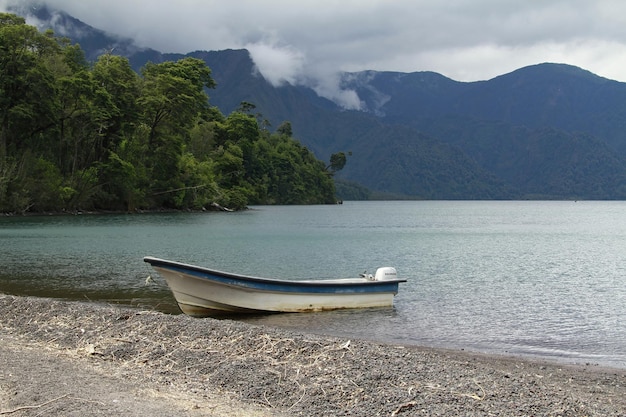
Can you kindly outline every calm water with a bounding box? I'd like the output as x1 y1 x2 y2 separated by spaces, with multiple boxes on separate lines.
1 201 625 368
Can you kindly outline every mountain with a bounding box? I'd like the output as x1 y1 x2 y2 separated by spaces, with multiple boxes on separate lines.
10 4 626 199
347 64 626 154
6 2 142 60
341 65 626 199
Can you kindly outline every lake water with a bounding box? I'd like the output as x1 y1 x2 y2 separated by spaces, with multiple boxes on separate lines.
1 201 625 369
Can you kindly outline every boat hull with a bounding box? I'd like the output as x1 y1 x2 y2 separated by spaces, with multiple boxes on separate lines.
144 257 406 316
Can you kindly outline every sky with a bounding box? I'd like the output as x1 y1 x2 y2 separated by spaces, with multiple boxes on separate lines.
4 1 626 109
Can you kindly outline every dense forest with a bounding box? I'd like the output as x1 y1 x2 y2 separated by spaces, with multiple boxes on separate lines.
0 14 341 214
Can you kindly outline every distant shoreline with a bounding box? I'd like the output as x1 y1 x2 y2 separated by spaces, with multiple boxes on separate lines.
1 202 241 217
2 199 611 217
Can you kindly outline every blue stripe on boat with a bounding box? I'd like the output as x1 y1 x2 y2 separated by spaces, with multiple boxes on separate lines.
144 256 404 294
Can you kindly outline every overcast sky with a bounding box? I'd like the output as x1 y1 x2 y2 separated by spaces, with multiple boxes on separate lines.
5 1 626 109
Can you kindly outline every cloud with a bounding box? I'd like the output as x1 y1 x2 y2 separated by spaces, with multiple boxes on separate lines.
245 41 305 87
245 41 363 109
312 72 364 111
4 0 626 108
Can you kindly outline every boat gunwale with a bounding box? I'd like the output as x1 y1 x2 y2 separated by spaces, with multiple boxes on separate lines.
143 256 407 289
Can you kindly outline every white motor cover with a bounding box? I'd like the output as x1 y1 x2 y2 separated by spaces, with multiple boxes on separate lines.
374 267 397 281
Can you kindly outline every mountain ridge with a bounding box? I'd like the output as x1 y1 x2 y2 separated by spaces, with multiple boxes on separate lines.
9 3 626 199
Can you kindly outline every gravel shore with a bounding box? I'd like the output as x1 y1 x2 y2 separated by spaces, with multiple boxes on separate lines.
1 294 624 416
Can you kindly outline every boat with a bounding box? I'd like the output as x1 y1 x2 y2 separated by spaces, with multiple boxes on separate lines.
143 256 407 316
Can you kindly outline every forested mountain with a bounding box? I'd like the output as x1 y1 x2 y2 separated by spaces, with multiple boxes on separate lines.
341 66 626 199
10 3 626 200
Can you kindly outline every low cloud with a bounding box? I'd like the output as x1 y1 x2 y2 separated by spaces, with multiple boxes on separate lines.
310 72 363 111
246 40 363 110
5 0 626 108
246 41 305 87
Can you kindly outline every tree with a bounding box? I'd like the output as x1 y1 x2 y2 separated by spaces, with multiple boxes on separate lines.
138 58 217 207
276 121 293 137
220 112 260 144
139 57 215 146
0 13 60 160
237 101 256 114
0 14 61 211
327 152 348 174
0 16 338 212
91 53 141 153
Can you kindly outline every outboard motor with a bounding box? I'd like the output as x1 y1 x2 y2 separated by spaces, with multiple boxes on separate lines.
374 267 397 281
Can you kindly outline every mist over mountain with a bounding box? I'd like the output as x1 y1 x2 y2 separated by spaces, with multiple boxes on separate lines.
6 2 142 59
10 4 626 200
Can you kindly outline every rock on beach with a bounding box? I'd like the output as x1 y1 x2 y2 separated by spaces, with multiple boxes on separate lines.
0 294 624 416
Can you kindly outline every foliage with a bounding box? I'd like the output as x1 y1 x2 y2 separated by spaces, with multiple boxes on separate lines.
327 151 347 174
334 179 371 201
0 14 337 213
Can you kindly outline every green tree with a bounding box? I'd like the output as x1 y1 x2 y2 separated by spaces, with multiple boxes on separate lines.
276 121 293 137
91 53 141 154
0 14 61 211
138 58 216 207
327 152 347 174
0 14 59 160
219 112 260 145
89 54 144 210
139 58 215 145
0 16 338 212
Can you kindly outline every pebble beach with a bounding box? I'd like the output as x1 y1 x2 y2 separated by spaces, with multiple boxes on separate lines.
1 294 624 416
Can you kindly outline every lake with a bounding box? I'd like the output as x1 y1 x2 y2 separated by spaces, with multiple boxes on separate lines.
1 201 625 368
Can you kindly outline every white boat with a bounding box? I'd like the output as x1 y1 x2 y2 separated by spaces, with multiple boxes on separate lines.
144 256 406 316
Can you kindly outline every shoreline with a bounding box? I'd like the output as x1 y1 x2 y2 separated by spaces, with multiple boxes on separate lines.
1 294 625 416
1 203 240 217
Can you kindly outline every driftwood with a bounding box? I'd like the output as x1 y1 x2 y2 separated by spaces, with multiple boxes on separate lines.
0 394 69 415
208 202 234 212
